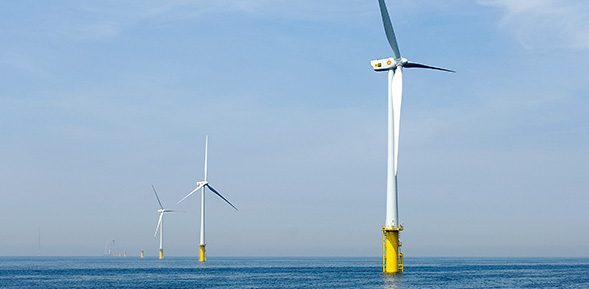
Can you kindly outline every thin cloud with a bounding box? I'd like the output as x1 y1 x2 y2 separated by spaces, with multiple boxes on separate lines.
65 1 370 41
76 21 122 41
1 52 49 77
480 0 589 50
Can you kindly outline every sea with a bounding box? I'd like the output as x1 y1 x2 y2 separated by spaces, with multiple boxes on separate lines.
0 257 588 288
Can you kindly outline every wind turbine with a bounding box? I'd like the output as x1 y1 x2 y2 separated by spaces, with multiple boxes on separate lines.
152 185 177 259
371 0 454 274
177 136 238 262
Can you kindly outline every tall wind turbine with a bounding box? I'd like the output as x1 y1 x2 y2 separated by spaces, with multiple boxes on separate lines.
177 136 238 262
152 185 177 259
371 0 454 274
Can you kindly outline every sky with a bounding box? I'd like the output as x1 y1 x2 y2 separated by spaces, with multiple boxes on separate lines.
1 0 588 258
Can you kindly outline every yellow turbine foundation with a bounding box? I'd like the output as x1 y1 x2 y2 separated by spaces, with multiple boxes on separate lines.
159 248 164 259
140 250 144 258
382 226 403 274
199 244 207 262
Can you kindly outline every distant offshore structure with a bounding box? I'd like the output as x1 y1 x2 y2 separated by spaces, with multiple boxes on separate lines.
103 239 126 257
104 240 116 256
371 0 454 274
177 136 238 262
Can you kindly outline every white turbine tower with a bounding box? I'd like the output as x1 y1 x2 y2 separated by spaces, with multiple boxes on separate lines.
152 185 177 259
371 0 454 274
177 136 238 262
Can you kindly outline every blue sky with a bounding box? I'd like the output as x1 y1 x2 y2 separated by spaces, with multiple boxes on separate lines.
1 0 588 257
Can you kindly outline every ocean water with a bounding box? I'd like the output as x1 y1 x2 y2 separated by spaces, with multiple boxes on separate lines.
0 257 588 288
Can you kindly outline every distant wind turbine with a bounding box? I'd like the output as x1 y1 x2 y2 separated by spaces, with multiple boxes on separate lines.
177 136 238 262
152 185 177 259
371 0 454 274
37 228 40 257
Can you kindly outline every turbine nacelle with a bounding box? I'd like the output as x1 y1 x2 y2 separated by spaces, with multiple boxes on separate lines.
196 181 208 187
371 57 407 72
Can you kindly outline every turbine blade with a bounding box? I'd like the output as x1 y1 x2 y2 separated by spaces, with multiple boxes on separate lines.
378 0 401 59
205 184 238 211
154 213 163 237
391 68 403 177
404 62 455 73
152 185 164 210
177 183 204 204
204 136 208 182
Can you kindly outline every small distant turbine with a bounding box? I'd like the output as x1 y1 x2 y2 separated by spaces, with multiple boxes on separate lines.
177 136 238 262
371 0 454 274
152 185 177 260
